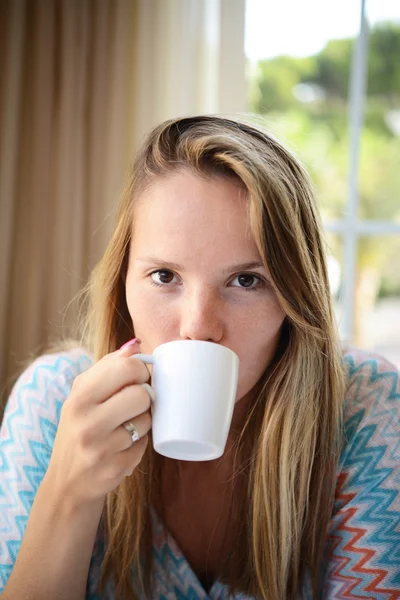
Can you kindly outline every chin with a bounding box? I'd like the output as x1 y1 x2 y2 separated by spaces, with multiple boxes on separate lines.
235 375 265 405
234 386 252 405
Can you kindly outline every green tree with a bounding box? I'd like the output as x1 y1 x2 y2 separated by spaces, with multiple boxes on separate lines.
248 22 400 347
308 37 353 100
252 55 317 113
250 22 400 113
368 22 400 102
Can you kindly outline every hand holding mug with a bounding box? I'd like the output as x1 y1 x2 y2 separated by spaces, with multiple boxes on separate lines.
45 340 152 506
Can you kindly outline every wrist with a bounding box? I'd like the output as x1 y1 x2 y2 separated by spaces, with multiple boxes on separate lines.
40 470 105 522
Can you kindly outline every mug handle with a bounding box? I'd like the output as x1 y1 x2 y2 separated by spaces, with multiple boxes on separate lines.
132 354 156 403
133 353 155 365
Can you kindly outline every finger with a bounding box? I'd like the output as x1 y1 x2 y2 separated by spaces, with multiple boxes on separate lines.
71 346 150 406
97 384 152 432
106 411 152 454
124 434 149 475
120 339 152 379
100 435 149 483
118 337 142 357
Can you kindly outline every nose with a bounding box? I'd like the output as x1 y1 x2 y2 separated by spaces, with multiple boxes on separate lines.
179 287 224 342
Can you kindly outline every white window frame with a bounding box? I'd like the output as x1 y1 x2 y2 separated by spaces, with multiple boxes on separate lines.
324 0 400 342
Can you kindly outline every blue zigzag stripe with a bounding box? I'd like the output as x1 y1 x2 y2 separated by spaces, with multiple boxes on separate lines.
1 348 400 598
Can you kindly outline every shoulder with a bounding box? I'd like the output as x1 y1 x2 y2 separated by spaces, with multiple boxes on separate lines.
340 346 400 467
337 345 400 498
343 345 399 389
17 346 93 385
12 346 93 397
323 349 400 596
1 347 93 437
341 346 399 439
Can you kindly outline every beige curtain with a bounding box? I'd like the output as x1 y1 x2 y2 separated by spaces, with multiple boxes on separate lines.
0 0 246 402
0 0 138 397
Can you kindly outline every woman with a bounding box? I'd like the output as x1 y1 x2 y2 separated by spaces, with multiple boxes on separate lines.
1 116 399 600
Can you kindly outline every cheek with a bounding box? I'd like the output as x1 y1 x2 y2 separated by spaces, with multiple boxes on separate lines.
126 287 176 350
233 304 285 401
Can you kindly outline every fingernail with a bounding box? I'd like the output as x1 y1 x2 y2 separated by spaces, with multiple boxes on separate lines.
119 338 142 352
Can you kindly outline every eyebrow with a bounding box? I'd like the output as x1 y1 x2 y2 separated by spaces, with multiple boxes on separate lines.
136 257 266 274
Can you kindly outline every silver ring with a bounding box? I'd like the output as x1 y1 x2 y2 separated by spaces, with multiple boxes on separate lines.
123 420 140 443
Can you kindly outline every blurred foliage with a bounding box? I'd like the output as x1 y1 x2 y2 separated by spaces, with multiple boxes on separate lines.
251 22 400 111
368 22 400 99
248 21 400 304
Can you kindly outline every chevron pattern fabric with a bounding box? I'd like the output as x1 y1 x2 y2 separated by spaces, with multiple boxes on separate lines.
0 346 399 599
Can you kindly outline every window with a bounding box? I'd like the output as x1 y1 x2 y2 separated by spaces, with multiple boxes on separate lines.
245 0 400 366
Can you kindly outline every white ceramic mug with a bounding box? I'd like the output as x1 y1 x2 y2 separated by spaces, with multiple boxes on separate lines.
134 340 239 461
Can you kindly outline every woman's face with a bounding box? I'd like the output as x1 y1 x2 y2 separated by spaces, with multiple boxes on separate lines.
126 170 286 403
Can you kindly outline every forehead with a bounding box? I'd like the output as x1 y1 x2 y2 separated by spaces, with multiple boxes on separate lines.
130 171 258 260
130 172 266 271
134 171 252 236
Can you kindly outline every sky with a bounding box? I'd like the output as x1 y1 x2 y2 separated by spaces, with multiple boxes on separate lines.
245 0 400 61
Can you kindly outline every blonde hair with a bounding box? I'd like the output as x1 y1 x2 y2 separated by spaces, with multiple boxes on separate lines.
84 116 345 599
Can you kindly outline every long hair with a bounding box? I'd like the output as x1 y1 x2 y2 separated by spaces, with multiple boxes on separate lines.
83 116 345 599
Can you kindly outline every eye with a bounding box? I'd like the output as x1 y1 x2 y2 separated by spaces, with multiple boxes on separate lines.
150 269 178 285
230 273 263 290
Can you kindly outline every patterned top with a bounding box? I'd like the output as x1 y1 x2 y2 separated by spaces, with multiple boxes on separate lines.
0 347 400 599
